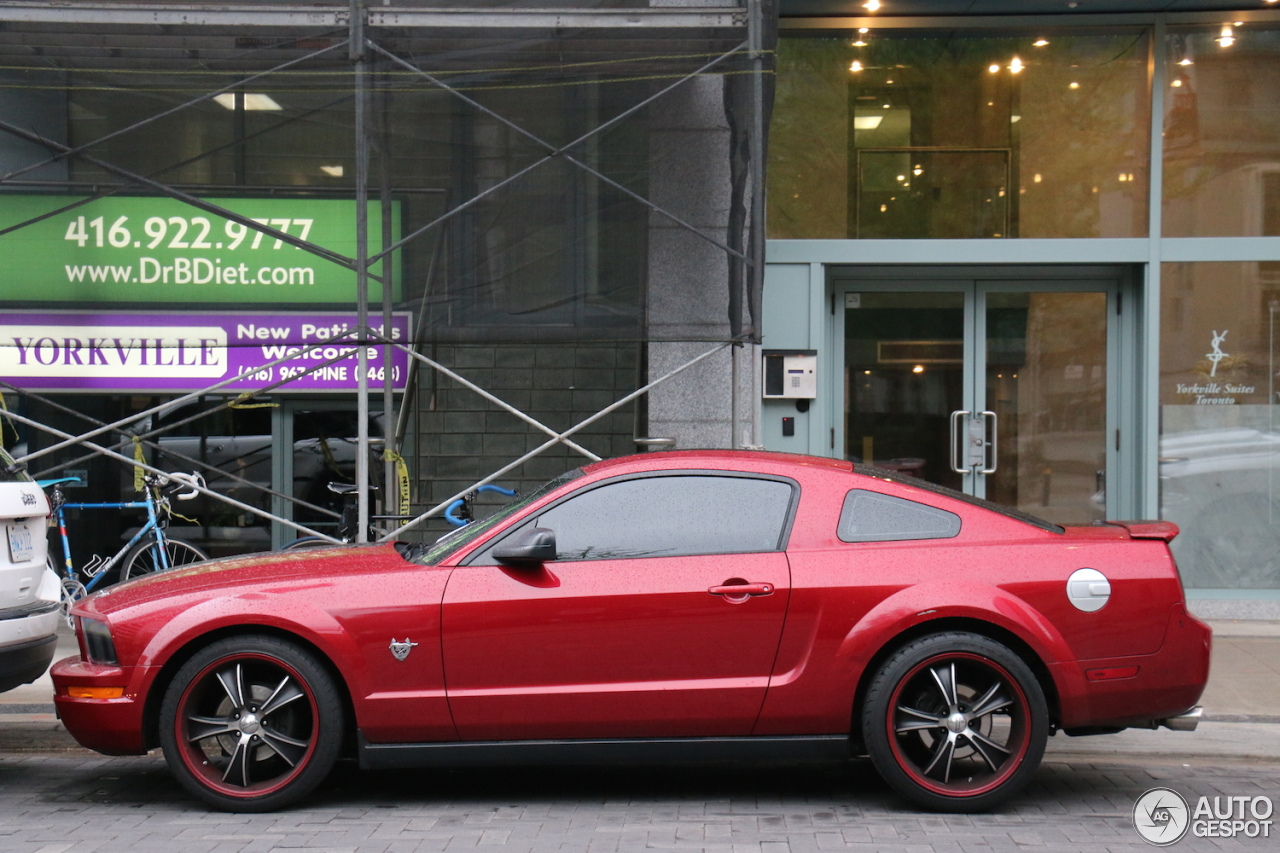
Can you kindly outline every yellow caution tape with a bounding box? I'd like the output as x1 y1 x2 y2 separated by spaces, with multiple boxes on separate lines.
383 449 411 516
229 393 278 410
132 436 146 492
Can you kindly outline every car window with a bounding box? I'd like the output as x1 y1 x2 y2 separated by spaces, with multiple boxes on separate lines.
473 474 795 563
838 489 961 543
0 448 33 483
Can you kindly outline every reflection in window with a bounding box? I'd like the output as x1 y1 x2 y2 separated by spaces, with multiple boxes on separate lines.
769 31 1150 239
1160 263 1280 589
1164 26 1280 238
531 475 794 561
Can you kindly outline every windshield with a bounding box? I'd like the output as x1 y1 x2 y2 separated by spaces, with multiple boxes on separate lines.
399 469 583 565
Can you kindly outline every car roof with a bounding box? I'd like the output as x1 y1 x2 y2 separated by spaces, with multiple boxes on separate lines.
580 450 854 476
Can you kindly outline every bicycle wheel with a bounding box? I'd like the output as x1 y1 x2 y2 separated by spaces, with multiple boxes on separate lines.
59 573 86 629
121 537 208 582
280 536 336 551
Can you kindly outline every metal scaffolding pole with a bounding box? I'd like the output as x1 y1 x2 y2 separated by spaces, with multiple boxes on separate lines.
352 0 371 542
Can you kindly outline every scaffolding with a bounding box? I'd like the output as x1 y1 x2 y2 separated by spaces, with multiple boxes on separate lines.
0 1 774 551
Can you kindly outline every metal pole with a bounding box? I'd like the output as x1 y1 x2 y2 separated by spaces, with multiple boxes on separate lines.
378 61 398 515
353 0 371 542
749 0 767 450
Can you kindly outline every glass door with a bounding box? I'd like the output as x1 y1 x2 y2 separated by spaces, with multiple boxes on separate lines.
843 278 1115 526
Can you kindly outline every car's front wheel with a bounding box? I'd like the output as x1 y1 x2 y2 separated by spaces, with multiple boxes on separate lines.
862 631 1048 812
159 635 344 812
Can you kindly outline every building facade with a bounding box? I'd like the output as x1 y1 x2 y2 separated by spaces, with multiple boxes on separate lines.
762 0 1280 614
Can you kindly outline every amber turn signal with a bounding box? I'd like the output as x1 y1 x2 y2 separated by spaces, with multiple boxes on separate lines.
65 686 125 699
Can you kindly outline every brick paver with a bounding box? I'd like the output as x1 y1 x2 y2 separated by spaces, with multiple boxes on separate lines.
0 748 1275 853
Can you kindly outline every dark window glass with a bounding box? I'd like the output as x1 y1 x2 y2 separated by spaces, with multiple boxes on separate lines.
838 489 961 543
476 475 794 563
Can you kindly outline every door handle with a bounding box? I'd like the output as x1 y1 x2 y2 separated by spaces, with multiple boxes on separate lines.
949 410 971 473
708 582 774 597
980 410 998 474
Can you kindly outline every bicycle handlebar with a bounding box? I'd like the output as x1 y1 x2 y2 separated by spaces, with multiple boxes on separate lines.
444 484 519 527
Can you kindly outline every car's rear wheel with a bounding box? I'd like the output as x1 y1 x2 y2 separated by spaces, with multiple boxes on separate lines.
862 631 1048 812
159 635 343 812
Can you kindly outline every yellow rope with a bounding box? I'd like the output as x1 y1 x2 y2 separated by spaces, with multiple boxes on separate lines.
131 436 146 492
383 449 411 517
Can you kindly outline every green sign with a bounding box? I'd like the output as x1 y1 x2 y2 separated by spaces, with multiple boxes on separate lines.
0 195 400 303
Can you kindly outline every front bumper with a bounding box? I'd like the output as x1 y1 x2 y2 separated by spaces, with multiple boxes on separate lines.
50 656 151 755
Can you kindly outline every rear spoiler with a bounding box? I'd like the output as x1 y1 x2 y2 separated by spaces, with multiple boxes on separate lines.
1105 520 1180 542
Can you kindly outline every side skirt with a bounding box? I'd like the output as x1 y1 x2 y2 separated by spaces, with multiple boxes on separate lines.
357 732 852 771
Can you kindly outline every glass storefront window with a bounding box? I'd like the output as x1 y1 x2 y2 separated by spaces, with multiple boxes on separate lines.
1163 26 1280 237
769 30 1151 239
1160 262 1280 589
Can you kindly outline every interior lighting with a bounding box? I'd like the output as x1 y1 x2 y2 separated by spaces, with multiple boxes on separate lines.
989 63 1001 73
912 365 925 374
854 115 884 129
1218 25 1234 47
897 174 906 181
213 93 282 111
1009 56 1024 74
1178 58 1193 66
859 27 870 33
1119 173 1128 182
1171 79 1183 87
853 39 868 46
1033 39 1049 47
883 103 891 108
864 370 872 375
320 165 344 177
1069 81 1080 89
850 60 864 72
886 79 894 84
1011 115 1021 123
880 204 888 212
1034 173 1043 182
864 0 881 10
913 165 923 175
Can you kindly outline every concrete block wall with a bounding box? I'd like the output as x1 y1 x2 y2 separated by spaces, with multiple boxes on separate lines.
408 341 640 536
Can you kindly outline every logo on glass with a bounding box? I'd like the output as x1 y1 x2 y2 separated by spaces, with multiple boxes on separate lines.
1134 787 1191 846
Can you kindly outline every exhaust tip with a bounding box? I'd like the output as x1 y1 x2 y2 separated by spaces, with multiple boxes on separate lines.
1160 706 1203 732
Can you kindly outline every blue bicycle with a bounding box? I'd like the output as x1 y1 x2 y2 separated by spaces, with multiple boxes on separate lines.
45 471 209 622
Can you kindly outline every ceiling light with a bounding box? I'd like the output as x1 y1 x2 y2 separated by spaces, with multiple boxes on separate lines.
1178 58 1193 66
1034 173 1042 182
1069 81 1080 89
1033 39 1049 47
864 0 881 10
1218 25 1234 47
883 103 891 108
320 165 344 177
912 165 923 175
880 204 888 212
912 365 924 374
853 39 867 46
853 115 884 129
859 27 870 33
850 60 864 72
1171 79 1183 87
213 93 282 111
989 63 1001 73
1011 115 1021 123
897 174 906 181
886 79 894 84
1009 56 1024 74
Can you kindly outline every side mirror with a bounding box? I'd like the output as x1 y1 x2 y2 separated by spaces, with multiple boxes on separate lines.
493 527 557 565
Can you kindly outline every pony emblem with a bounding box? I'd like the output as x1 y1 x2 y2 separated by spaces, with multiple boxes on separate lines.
389 638 418 662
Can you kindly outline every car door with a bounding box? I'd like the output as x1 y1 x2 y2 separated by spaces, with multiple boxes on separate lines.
441 472 796 740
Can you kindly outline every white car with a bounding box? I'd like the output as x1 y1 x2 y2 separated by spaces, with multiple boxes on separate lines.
0 448 61 692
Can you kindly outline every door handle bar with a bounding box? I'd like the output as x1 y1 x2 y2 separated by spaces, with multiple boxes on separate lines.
981 410 998 474
949 410 971 473
707 583 774 596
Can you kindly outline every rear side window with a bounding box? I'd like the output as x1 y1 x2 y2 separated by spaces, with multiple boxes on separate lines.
838 489 961 543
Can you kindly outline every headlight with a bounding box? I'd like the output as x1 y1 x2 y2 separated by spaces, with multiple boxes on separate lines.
78 618 119 666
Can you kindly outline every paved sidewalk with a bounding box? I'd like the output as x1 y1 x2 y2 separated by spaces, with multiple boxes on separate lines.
2 619 1276 755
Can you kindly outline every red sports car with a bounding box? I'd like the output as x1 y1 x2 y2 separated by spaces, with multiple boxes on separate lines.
51 451 1210 813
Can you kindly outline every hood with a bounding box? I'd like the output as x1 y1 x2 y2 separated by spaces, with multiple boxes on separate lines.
85 542 412 615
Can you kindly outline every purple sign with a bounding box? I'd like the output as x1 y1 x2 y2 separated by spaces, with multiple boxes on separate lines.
0 311 411 393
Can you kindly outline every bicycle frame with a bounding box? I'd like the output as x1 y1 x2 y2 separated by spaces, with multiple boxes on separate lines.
51 487 173 592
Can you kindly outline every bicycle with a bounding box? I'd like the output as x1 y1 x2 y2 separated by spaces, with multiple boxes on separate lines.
281 482 517 549
45 471 209 622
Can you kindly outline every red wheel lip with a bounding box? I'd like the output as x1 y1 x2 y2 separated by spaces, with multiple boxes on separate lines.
173 651 320 800
885 651 1031 799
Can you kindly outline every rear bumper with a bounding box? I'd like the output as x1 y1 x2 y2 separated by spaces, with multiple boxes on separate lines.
1053 603 1212 730
0 633 58 693
50 656 151 755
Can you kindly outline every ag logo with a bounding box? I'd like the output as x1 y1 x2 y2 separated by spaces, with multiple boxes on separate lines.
1134 787 1190 846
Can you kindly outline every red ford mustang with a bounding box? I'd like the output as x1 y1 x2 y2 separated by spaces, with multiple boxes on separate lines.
51 451 1210 813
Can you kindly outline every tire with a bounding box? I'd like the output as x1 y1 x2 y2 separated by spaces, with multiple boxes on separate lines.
862 631 1048 813
121 537 208 582
159 635 344 812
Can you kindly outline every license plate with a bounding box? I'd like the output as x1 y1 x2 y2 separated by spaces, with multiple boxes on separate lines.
7 523 34 564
